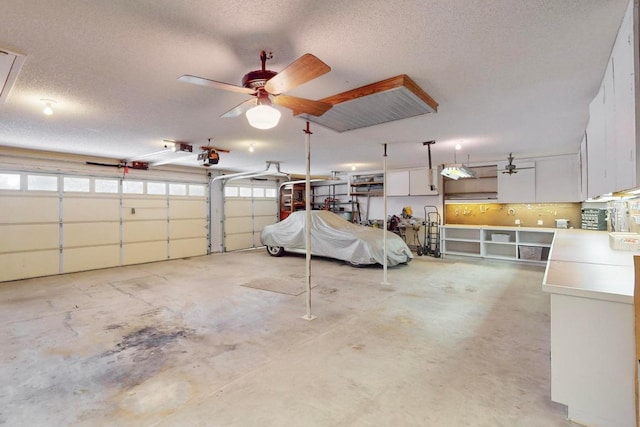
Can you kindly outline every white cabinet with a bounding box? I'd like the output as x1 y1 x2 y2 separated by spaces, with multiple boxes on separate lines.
387 171 410 196
611 3 636 192
409 168 437 195
497 162 535 203
585 0 637 197
535 155 580 202
386 168 438 196
587 84 609 198
441 225 554 264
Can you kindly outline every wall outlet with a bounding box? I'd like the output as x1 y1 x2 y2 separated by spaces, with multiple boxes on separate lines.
537 219 543 225
515 219 521 225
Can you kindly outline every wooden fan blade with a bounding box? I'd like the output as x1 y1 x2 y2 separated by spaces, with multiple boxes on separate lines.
178 75 255 95
273 94 332 117
264 54 331 95
220 98 257 118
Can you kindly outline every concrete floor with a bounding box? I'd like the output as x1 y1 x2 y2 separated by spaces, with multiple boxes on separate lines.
0 250 578 426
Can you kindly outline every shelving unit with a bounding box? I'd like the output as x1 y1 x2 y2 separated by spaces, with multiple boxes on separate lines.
441 225 555 264
279 183 305 220
439 227 482 257
349 172 384 196
311 180 359 222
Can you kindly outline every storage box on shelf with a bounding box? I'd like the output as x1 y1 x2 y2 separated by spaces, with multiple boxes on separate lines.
482 229 517 260
441 225 554 264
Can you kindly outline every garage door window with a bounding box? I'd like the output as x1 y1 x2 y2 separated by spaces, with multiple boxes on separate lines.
27 175 58 191
238 187 252 197
63 177 90 192
95 179 119 193
123 180 143 194
147 182 166 195
0 173 20 190
225 186 238 197
169 183 186 195
189 184 205 196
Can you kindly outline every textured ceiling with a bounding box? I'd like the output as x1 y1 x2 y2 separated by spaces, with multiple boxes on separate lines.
0 0 631 175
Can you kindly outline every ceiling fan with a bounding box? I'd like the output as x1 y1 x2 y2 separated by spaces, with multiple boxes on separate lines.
178 51 332 129
502 153 534 175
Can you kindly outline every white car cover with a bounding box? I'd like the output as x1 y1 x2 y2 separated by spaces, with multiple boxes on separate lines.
260 210 413 266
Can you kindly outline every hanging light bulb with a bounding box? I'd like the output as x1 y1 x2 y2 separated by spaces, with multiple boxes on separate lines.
41 99 56 115
249 144 255 152
245 92 281 130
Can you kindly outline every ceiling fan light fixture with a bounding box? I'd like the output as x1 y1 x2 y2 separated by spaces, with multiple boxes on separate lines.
246 104 281 130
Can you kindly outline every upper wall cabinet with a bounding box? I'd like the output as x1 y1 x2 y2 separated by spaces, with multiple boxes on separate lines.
535 155 580 202
497 155 580 203
387 168 438 196
586 0 637 197
497 161 536 203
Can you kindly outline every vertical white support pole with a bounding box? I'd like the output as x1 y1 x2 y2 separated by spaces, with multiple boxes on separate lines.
382 143 390 286
302 122 316 321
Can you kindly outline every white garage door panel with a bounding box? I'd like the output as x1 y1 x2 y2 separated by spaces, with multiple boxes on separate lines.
123 241 167 264
123 220 167 242
64 245 120 273
0 250 59 282
225 233 253 251
254 216 275 231
224 199 252 215
122 198 167 220
63 198 119 221
170 238 207 259
0 224 59 252
0 196 59 223
64 222 120 247
171 199 206 219
253 200 277 216
170 219 207 239
225 216 253 234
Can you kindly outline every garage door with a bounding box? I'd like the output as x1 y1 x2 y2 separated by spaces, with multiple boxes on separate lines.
223 179 278 251
0 171 209 282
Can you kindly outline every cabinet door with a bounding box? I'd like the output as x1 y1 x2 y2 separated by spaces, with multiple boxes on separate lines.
612 6 636 191
409 168 437 195
535 155 579 202
587 85 609 199
387 171 409 196
497 162 535 203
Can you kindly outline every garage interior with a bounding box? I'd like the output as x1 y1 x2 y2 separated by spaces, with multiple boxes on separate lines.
1 1 638 426
2 252 569 426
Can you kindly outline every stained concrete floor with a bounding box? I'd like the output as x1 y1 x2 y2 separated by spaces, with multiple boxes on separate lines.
0 250 578 426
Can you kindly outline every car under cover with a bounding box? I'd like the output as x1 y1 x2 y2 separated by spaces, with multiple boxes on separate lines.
260 210 413 266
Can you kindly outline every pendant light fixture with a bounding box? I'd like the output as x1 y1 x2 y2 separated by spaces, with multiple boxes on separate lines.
441 149 477 180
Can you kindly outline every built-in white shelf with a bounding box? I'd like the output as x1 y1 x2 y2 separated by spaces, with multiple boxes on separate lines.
440 225 555 264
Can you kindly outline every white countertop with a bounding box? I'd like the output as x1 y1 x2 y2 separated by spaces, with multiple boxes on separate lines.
542 229 636 304
442 224 557 232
